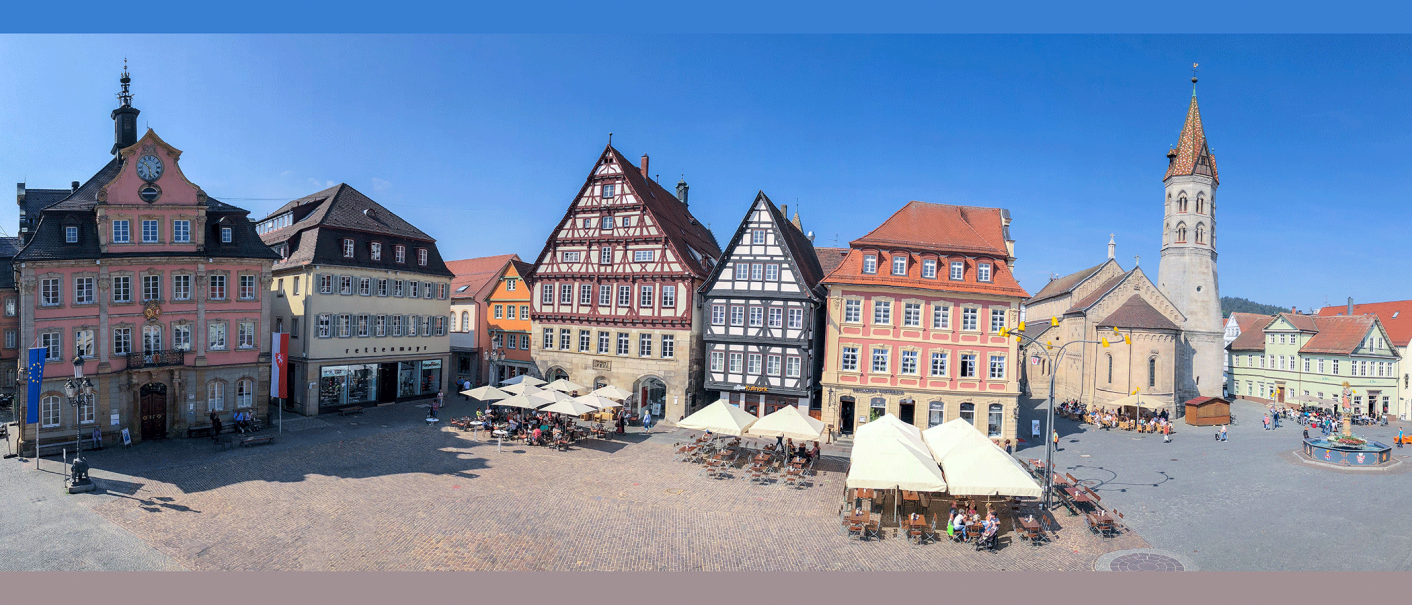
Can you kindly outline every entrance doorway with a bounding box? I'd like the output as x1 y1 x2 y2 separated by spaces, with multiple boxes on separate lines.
839 396 855 434
1276 386 1285 404
377 363 397 403
638 377 666 417
899 400 915 426
547 367 569 382
139 383 167 441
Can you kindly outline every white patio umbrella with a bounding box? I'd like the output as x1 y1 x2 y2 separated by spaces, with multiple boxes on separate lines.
544 378 588 394
541 398 599 416
500 375 546 387
493 394 543 410
591 385 632 401
500 383 544 396
745 406 826 441
528 389 571 408
462 385 510 401
676 400 758 437
573 394 622 410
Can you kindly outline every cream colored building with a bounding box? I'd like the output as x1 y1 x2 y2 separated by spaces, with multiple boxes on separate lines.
258 184 453 415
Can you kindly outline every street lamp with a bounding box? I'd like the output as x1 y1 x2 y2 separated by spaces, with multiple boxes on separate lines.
487 336 506 387
64 353 96 490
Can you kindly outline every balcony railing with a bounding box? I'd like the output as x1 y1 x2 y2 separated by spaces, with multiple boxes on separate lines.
127 349 186 369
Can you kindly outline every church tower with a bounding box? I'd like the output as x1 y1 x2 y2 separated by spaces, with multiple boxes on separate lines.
1157 75 1223 400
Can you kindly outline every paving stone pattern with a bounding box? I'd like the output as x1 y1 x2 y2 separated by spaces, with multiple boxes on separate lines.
1110 552 1183 571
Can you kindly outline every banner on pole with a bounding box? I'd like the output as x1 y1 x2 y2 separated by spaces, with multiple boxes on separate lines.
271 333 289 398
25 347 46 425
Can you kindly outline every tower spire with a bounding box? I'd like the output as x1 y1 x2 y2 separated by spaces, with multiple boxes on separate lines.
1163 71 1218 184
117 58 133 107
110 59 140 155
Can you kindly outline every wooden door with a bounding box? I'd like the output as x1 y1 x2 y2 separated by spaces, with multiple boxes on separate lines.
140 392 167 440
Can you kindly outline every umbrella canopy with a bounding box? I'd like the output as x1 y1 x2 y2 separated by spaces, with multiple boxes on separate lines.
462 385 510 401
573 394 622 410
922 419 1041 497
920 418 980 460
541 398 599 416
544 378 588 394
845 414 947 492
745 406 826 441
675 400 758 436
527 389 571 407
495 394 549 410
500 375 546 387
500 383 544 396
1107 393 1167 410
591 385 632 401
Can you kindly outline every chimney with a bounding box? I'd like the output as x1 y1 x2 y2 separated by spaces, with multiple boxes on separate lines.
781 204 787 218
1107 234 1115 260
640 154 649 179
676 178 689 206
71 181 80 192
1348 297 1354 317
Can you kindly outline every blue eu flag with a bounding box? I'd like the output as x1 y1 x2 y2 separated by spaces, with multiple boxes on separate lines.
25 347 45 425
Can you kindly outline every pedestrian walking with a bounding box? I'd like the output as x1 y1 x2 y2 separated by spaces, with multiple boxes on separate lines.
1398 427 1404 449
642 408 653 432
210 411 222 441
1162 422 1171 443
431 392 442 419
1220 424 1228 442
1262 415 1269 431
1052 429 1060 451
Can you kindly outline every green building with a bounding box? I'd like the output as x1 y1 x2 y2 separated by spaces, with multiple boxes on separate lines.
1227 312 1400 417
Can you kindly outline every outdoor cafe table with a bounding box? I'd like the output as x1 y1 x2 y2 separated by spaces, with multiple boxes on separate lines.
852 488 877 500
1051 474 1073 488
901 491 920 503
753 453 771 464
1065 487 1095 503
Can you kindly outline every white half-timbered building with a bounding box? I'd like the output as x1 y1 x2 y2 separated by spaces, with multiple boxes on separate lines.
700 193 828 419
529 144 720 422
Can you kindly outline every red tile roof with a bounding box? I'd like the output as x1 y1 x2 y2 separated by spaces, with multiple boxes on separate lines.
1227 314 1274 351
1096 295 1179 331
1317 300 1412 347
1228 312 1271 334
1164 94 1219 184
1301 315 1375 355
446 254 519 301
851 201 1011 257
813 246 849 276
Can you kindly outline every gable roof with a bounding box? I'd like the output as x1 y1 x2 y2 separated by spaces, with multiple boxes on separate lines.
446 254 519 301
1228 312 1271 333
1164 94 1219 184
509 259 534 281
1096 295 1179 331
1227 314 1274 351
814 246 849 277
1028 260 1113 305
259 183 433 242
700 191 828 298
1317 300 1412 347
1065 271 1130 315
1270 312 1317 333
1301 315 1376 355
851 201 1011 258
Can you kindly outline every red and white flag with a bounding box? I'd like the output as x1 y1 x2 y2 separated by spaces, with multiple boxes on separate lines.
271 332 289 398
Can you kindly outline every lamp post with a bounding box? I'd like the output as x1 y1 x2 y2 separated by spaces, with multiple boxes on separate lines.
64 353 96 491
488 337 506 387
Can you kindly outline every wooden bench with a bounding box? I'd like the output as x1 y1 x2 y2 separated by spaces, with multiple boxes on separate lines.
240 435 275 448
338 406 365 416
188 425 214 438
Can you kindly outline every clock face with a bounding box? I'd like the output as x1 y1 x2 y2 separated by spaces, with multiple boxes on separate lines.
136 155 164 182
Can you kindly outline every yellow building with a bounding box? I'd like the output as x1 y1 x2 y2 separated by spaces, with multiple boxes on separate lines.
485 259 536 384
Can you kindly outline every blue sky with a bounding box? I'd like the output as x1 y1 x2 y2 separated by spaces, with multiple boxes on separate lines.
1 35 1408 311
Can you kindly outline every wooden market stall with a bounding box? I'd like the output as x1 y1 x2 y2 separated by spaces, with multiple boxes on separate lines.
1184 396 1230 426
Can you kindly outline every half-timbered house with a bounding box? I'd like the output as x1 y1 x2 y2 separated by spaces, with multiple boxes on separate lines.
700 193 827 419
529 144 720 422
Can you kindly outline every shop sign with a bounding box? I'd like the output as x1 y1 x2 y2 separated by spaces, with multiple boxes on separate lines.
421 360 442 370
322 367 348 377
593 360 612 370
851 388 903 395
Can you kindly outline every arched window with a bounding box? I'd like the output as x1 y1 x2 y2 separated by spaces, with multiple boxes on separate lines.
461 311 470 332
1148 357 1157 388
1195 223 1205 244
1196 193 1205 214
1178 195 1188 213
960 402 975 426
870 397 887 421
927 401 945 427
236 378 253 408
1106 353 1113 384
208 381 226 412
1176 223 1188 243
987 403 1003 437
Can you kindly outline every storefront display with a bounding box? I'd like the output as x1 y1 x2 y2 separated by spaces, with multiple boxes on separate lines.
320 364 379 408
420 360 442 395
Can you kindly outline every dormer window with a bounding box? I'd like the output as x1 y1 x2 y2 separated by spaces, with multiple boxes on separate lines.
891 254 907 276
417 248 428 266
221 227 232 243
950 261 964 280
862 255 877 274
342 239 355 258
395 245 406 263
922 259 936 279
370 242 382 261
65 226 78 244
602 184 615 199
978 262 993 282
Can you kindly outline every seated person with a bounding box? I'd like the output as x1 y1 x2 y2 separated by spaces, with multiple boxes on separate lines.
810 442 821 461
796 444 809 461
952 512 969 539
531 427 542 444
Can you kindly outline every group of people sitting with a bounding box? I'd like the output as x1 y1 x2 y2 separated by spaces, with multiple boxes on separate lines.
1056 400 1088 418
488 409 582 449
1086 408 1171 432
772 436 821 464
948 504 1000 548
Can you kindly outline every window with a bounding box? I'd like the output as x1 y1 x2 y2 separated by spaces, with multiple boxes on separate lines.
844 300 861 323
141 220 158 243
618 286 631 307
930 352 948 376
560 329 572 350
79 396 95 425
65 226 78 243
520 305 529 319
788 308 803 329
112 220 130 243
113 275 131 303
933 305 950 329
617 333 630 355
729 352 743 373
765 264 779 281
580 284 593 305
493 305 503 320
319 274 333 294
961 308 978 331
417 249 428 266
903 303 921 327
143 275 160 302
1148 357 1157 388
1333 359 1340 375
395 245 406 263
375 315 386 337
987 404 1003 437
959 354 977 378
639 333 652 357
599 284 611 306
598 331 610 354
41 278 60 306
729 305 744 326
785 356 800 377
232 379 253 409
870 398 888 421
892 254 907 275
633 250 654 262
74 277 94 305
988 355 1006 379
766 354 781 375
751 229 766 245
711 304 726 325
950 261 964 280
4 330 13 349
340 315 354 338
144 326 165 356
862 255 877 274
601 216 615 230
711 351 725 372
238 322 255 348
990 308 1006 333
505 279 516 292
900 350 918 374
871 348 889 373
579 330 591 352
208 381 226 412
751 264 763 281
747 353 762 374
600 246 612 264
209 322 228 350
171 219 191 243
928 402 945 427
409 281 420 298
394 280 405 297
978 263 992 282
873 300 891 325
563 250 581 262
359 277 371 296
370 242 382 261
639 285 654 308
240 275 257 300
1107 354 1113 383
602 184 615 198
220 227 232 243
768 308 783 328
560 284 573 305
208 274 225 300
922 259 936 279
172 324 191 351
41 395 59 428
317 314 331 338
662 285 676 308
749 307 764 327
841 347 859 371
113 328 131 355
390 315 402 337
356 315 369 337
541 283 553 305
74 329 94 357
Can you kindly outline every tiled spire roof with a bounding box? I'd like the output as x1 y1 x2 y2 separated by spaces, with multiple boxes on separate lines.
1164 94 1219 184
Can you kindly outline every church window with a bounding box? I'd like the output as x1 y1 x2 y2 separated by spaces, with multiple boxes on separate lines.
1195 224 1205 244
1148 357 1157 388
1175 223 1187 243
1106 354 1113 383
1178 195 1188 213
1196 194 1205 214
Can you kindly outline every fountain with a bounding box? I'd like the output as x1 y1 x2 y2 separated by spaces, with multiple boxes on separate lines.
1302 383 1393 468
